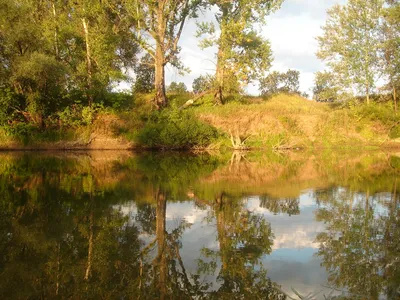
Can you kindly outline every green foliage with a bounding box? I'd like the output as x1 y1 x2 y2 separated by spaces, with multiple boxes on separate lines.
166 81 188 94
2 123 39 144
349 101 399 124
260 69 301 97
133 54 155 94
125 0 202 106
167 93 192 108
380 1 400 109
389 124 400 139
0 0 139 125
313 71 340 102
57 103 105 126
317 0 384 102
102 92 133 110
197 0 282 101
137 110 219 149
0 87 20 125
192 74 215 94
12 52 67 116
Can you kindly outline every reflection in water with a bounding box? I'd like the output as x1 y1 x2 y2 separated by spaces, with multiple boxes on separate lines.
0 151 399 299
315 186 400 299
198 193 286 299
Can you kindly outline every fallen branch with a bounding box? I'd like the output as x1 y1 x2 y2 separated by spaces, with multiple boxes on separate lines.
229 130 251 150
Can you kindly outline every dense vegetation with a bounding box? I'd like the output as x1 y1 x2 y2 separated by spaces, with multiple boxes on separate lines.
315 0 400 106
0 0 399 149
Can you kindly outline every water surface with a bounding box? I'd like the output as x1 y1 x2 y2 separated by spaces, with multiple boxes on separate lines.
0 151 399 299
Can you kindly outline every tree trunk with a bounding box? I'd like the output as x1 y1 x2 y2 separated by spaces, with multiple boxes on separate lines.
84 209 94 280
214 46 224 105
82 17 93 107
56 242 61 295
156 189 167 300
394 86 397 113
52 1 59 60
154 4 167 109
154 44 167 109
214 6 229 106
215 194 228 271
366 80 370 105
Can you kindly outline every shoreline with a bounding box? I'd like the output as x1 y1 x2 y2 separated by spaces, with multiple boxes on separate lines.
1 142 400 152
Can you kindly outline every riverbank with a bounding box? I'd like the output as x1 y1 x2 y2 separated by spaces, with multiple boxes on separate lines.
1 94 399 150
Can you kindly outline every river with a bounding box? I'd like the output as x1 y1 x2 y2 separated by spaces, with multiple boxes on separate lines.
0 150 398 299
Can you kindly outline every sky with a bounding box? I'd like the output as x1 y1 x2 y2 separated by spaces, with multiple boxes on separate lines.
165 0 347 97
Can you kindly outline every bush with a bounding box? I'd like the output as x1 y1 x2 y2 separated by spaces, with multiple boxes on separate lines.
57 103 104 126
137 109 219 149
2 123 39 144
103 92 132 110
349 101 398 125
0 87 21 126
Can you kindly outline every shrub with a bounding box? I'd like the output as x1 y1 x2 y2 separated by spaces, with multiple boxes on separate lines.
57 103 104 126
349 101 398 125
137 109 219 148
103 92 132 110
0 87 21 126
2 123 39 145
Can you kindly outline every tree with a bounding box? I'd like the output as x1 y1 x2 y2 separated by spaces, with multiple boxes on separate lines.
381 0 400 111
317 0 384 104
313 71 339 102
126 0 202 109
0 0 66 125
70 0 138 106
259 71 280 96
167 81 187 94
192 74 215 94
133 54 155 93
259 69 300 97
280 69 300 94
197 0 282 104
301 91 309 99
0 0 139 125
11 52 67 126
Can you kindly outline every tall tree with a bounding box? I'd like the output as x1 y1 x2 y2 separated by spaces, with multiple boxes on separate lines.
317 0 384 105
381 0 400 111
70 0 138 106
313 71 339 102
126 0 201 109
0 0 139 124
0 0 67 125
197 0 282 104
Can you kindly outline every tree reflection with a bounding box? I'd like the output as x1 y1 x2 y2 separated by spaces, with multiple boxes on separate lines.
259 195 300 216
197 193 286 299
315 184 400 299
136 189 209 299
3 151 400 299
0 155 143 298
